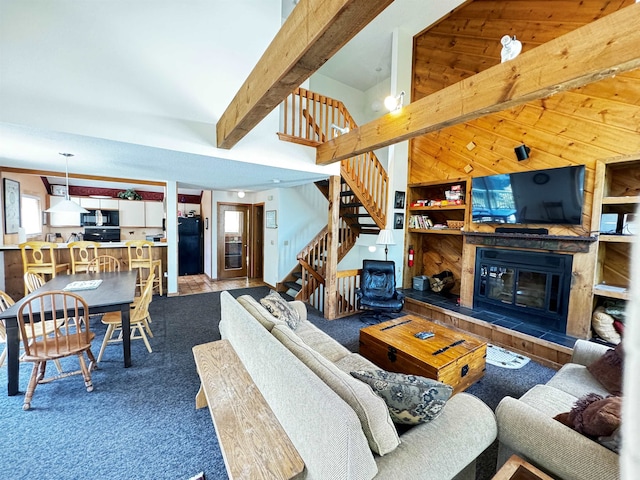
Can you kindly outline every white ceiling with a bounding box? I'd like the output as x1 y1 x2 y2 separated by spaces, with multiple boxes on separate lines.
0 0 465 193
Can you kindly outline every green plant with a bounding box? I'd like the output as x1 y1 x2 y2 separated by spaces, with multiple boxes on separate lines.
118 188 142 200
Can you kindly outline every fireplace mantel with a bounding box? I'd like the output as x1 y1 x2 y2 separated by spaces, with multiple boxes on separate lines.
463 231 597 253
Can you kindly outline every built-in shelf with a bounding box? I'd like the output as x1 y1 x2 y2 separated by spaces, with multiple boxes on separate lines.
593 284 630 301
409 205 466 211
598 234 636 243
601 195 640 205
408 228 463 235
463 231 596 253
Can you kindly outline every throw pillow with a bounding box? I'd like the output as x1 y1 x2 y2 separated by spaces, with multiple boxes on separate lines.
553 393 622 444
350 369 453 425
591 307 621 344
587 342 624 396
260 290 300 330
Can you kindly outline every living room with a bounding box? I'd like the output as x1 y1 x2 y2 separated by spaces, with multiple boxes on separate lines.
1 0 638 478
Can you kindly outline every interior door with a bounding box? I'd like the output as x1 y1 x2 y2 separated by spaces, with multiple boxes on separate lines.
250 204 264 279
217 204 249 279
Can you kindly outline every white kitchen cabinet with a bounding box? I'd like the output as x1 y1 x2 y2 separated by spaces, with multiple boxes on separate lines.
80 198 119 210
48 196 82 227
119 200 145 226
144 201 165 227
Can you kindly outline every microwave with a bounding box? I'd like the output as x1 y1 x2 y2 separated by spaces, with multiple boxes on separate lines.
81 209 119 227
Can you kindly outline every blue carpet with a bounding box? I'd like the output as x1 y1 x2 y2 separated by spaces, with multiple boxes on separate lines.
0 288 556 480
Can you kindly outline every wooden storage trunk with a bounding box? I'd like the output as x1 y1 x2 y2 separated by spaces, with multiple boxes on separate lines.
359 315 487 394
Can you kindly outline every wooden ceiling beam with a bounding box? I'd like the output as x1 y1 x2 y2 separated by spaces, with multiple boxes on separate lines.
216 0 394 150
316 3 640 165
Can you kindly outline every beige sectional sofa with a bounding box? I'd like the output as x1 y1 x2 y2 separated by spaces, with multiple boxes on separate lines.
219 290 497 480
495 339 619 480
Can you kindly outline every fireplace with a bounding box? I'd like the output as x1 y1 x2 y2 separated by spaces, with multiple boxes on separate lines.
473 248 573 333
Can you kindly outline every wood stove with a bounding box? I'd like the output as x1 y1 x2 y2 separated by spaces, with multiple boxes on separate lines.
473 248 573 333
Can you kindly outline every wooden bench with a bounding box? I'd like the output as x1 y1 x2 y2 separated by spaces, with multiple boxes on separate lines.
192 340 305 480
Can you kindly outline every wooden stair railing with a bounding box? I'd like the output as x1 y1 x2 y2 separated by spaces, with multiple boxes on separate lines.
278 88 390 317
279 88 388 229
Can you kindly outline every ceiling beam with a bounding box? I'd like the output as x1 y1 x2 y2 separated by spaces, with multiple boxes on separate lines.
316 3 640 165
216 0 394 150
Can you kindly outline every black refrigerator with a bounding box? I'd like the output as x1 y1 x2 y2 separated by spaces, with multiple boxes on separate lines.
178 216 204 275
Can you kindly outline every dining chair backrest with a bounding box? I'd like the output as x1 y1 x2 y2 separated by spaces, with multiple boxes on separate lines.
0 290 15 341
126 240 154 270
88 255 121 273
19 241 70 295
24 272 45 294
17 291 91 359
68 241 100 273
132 272 155 324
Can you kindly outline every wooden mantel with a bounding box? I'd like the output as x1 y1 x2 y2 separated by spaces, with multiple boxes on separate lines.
463 232 597 253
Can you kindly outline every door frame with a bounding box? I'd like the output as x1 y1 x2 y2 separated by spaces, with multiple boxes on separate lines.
250 203 264 279
217 203 250 279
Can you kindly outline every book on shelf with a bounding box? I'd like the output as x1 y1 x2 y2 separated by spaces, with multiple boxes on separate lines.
409 214 433 229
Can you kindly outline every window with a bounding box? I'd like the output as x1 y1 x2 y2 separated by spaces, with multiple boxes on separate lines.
21 195 42 235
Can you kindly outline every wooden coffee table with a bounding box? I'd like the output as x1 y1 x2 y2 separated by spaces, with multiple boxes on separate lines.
359 314 487 394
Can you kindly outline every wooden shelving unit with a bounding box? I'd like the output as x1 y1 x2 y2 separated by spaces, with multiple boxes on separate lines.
404 178 470 293
590 155 640 302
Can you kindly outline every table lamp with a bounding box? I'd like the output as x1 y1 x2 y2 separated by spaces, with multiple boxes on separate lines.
376 229 395 261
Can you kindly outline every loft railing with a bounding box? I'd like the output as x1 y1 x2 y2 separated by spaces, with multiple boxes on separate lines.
279 88 388 229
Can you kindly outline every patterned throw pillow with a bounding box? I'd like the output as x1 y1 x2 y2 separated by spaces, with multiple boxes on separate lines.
260 290 300 330
351 369 453 425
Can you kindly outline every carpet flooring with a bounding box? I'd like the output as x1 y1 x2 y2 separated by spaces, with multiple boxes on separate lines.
0 287 556 480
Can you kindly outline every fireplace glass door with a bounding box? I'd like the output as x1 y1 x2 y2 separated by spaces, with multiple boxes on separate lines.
474 248 572 332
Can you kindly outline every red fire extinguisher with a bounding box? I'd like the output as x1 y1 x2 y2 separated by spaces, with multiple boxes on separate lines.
408 245 414 267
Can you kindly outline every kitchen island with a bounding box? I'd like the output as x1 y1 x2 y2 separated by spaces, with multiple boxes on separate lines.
0 242 168 301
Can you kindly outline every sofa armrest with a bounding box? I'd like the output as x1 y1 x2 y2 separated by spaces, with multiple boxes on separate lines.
496 396 619 480
374 393 497 480
288 300 308 322
571 339 610 366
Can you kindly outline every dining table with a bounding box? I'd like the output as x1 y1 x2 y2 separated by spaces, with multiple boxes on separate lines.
0 270 139 396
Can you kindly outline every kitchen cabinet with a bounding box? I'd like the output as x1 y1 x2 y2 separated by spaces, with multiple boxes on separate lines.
48 196 82 227
145 201 165 228
119 200 145 227
80 197 119 210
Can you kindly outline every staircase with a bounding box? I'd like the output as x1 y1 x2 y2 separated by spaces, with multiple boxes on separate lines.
277 88 389 319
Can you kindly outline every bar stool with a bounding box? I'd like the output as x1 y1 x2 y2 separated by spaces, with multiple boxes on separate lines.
19 241 70 295
68 241 100 273
125 240 163 296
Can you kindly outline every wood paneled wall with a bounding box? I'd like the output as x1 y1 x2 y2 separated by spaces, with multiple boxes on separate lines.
410 0 638 236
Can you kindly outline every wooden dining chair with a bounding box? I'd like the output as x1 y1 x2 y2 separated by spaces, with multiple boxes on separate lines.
97 272 155 362
87 255 121 273
0 290 64 372
24 272 45 294
16 290 96 409
68 241 100 273
19 241 70 295
126 240 162 296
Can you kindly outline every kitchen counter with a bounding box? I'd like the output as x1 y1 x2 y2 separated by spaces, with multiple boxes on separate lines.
0 241 168 250
1 242 168 301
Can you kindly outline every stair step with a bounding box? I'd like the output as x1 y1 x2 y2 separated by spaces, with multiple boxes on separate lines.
358 223 378 228
359 229 380 234
341 213 370 218
280 292 295 301
284 281 302 292
292 271 302 280
341 202 363 208
340 190 354 197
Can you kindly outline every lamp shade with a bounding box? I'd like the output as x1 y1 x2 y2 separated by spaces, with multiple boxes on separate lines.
376 229 395 246
45 198 88 214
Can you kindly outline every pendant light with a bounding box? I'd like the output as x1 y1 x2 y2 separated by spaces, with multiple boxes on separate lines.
45 153 88 213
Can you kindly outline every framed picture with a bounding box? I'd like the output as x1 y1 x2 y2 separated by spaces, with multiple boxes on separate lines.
3 178 21 234
266 210 278 229
394 191 406 209
394 212 404 230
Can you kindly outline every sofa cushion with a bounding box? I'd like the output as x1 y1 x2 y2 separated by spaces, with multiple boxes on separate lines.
236 295 285 331
587 343 623 396
260 290 301 330
351 370 453 425
295 321 352 362
271 324 400 456
546 363 610 399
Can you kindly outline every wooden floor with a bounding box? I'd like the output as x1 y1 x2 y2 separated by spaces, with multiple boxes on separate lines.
177 274 266 296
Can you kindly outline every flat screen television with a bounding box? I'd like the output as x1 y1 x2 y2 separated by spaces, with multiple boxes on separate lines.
471 165 585 225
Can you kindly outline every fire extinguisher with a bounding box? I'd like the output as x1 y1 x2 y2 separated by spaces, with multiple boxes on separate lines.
408 245 414 267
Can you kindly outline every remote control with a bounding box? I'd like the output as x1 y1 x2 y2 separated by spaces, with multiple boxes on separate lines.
414 331 434 340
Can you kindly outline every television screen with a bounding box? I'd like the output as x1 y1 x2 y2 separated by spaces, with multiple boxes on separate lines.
471 165 585 225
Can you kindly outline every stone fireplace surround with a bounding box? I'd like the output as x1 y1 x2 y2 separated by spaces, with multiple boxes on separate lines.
463 231 597 339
